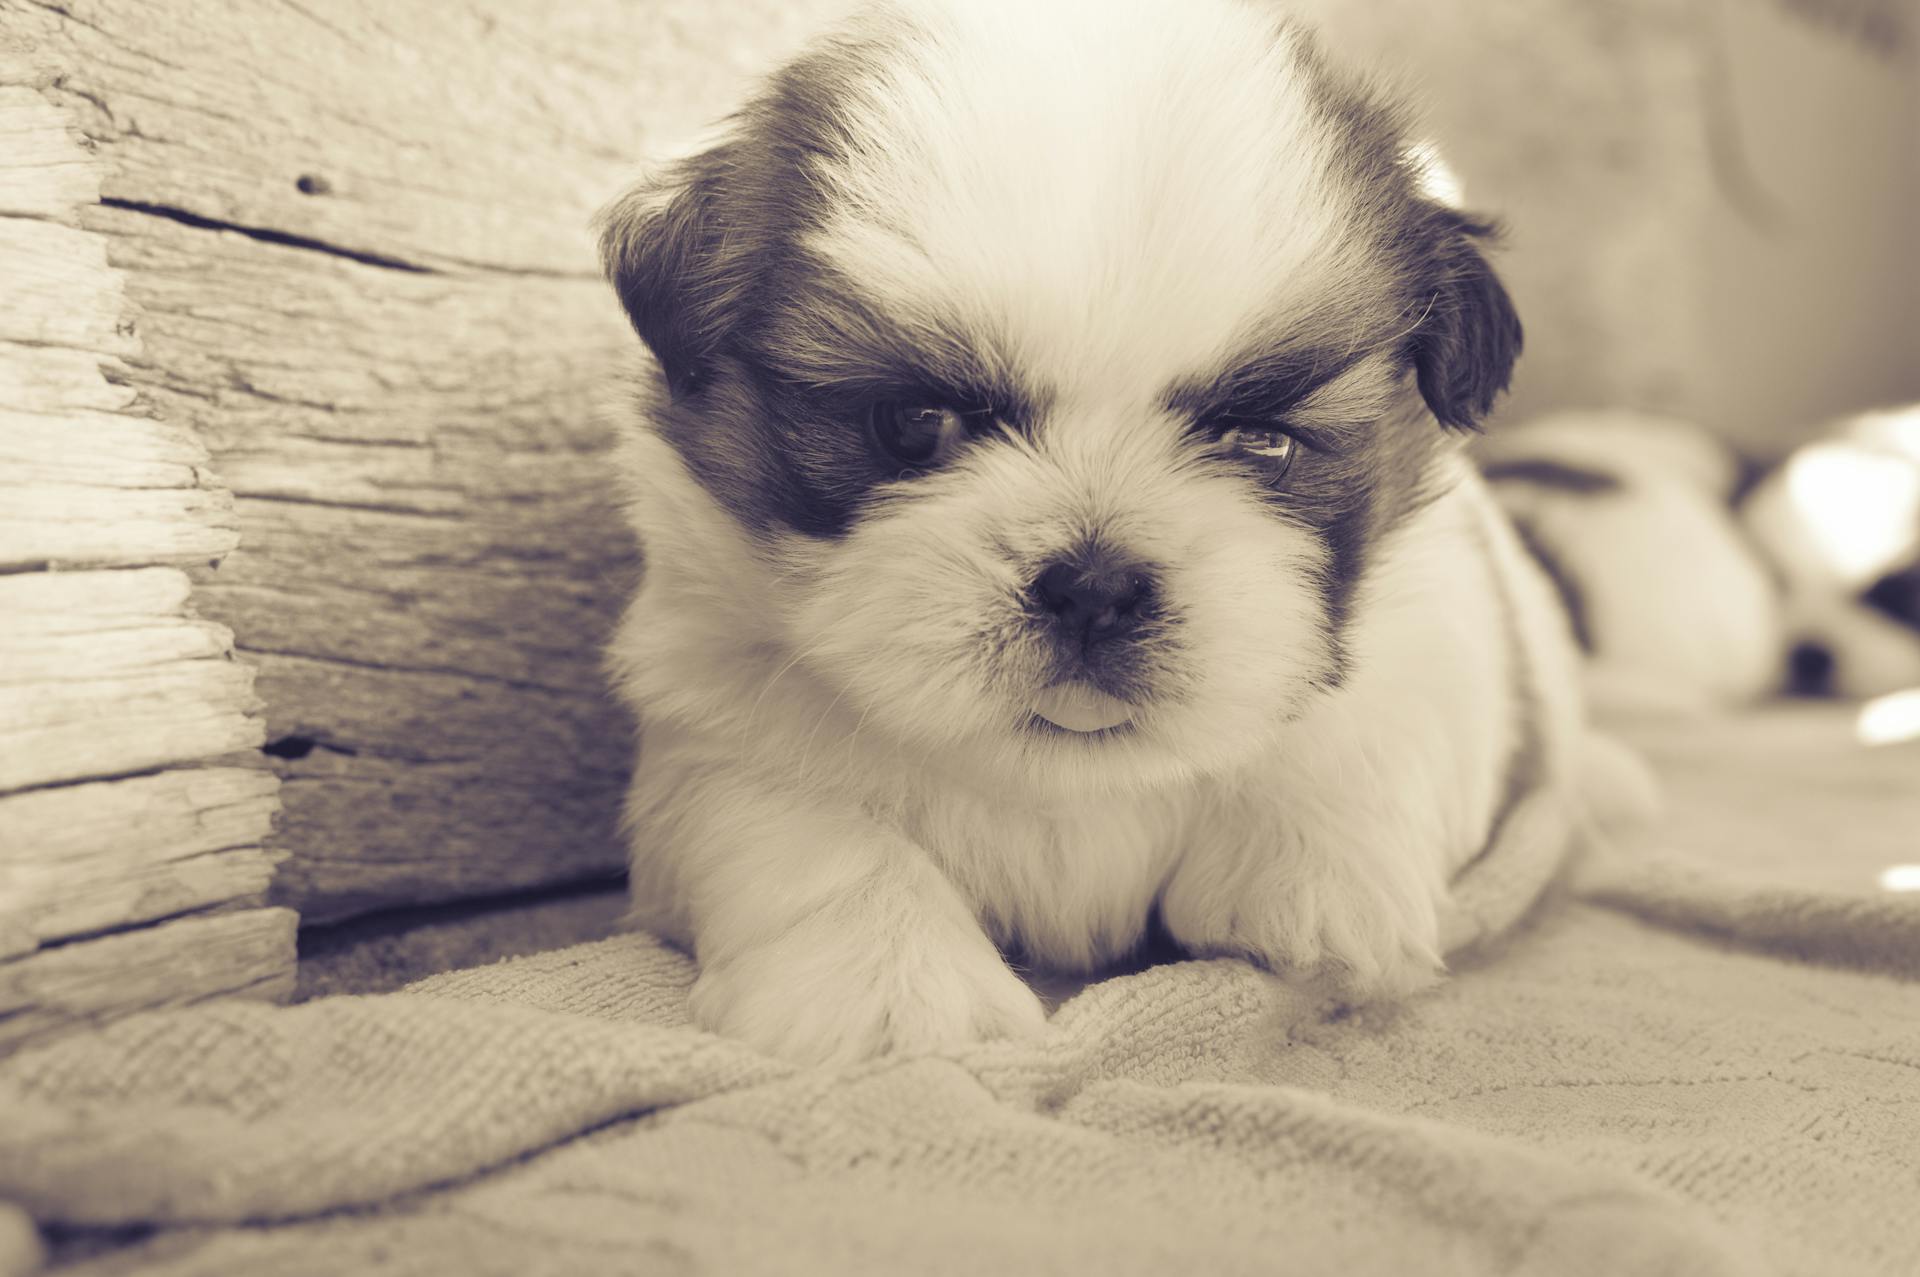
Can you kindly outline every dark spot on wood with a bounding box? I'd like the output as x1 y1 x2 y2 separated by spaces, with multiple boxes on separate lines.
295 173 332 196
263 734 361 760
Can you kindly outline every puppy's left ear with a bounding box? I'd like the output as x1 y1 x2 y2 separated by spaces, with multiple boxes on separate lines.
1408 211 1524 430
595 145 737 398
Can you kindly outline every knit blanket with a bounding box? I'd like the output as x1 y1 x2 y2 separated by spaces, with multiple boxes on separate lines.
3 706 1917 1276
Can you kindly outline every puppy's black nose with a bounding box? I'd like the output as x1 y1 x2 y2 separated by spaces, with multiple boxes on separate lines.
1031 558 1156 643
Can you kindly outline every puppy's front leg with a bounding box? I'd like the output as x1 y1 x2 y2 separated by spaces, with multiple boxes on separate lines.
630 757 1047 1067
1159 790 1448 1000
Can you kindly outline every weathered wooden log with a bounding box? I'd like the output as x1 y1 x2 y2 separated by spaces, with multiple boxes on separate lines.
3 0 838 943
0 75 289 1049
1 0 842 1048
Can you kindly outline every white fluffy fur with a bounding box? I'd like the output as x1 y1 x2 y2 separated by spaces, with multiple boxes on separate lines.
797 0 1364 396
606 0 1600 1066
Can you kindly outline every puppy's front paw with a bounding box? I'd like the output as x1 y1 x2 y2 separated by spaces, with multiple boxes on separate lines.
689 921 1048 1068
1166 847 1446 1001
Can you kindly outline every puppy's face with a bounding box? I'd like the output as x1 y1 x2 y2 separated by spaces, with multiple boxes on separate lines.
602 0 1521 794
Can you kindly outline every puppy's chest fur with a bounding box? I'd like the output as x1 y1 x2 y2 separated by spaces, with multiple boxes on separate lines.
894 783 1188 972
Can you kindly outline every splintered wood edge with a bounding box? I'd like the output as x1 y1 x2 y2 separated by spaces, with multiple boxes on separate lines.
0 909 300 1053
0 82 292 1043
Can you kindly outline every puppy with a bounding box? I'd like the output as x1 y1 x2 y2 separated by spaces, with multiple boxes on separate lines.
1740 404 1920 699
599 0 1597 1067
1479 411 1785 716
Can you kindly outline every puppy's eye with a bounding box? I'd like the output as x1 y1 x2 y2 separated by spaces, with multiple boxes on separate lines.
870 401 969 469
1219 425 1298 481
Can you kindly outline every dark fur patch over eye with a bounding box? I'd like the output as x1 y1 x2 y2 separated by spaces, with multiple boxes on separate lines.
1168 347 1365 429
1171 347 1452 687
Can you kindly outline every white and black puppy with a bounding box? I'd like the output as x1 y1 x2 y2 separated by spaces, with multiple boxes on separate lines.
599 0 1601 1066
1479 411 1785 715
1742 404 1920 699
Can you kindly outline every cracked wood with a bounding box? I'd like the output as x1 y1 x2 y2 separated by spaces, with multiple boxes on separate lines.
0 77 286 1052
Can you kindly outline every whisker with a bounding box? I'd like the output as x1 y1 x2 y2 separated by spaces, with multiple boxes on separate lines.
743 646 813 737
795 684 852 785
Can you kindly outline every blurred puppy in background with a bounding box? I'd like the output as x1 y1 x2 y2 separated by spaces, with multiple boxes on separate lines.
599 0 1621 1066
1485 404 1920 712
1741 404 1920 700
1480 412 1785 717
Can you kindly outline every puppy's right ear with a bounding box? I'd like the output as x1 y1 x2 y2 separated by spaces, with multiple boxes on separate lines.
596 150 734 397
1408 210 1523 432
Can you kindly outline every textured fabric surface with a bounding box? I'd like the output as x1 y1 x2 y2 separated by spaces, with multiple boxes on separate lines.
1 707 1916 1276
293 883 629 1002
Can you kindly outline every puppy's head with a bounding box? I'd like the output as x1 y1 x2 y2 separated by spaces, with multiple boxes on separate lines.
601 0 1521 792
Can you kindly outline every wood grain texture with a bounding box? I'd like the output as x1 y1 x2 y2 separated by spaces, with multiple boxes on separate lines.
0 768 278 960
5 0 843 926
0 908 297 1053
0 568 264 787
0 71 290 1049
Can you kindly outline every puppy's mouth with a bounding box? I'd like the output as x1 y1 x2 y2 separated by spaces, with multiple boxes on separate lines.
1027 683 1138 737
